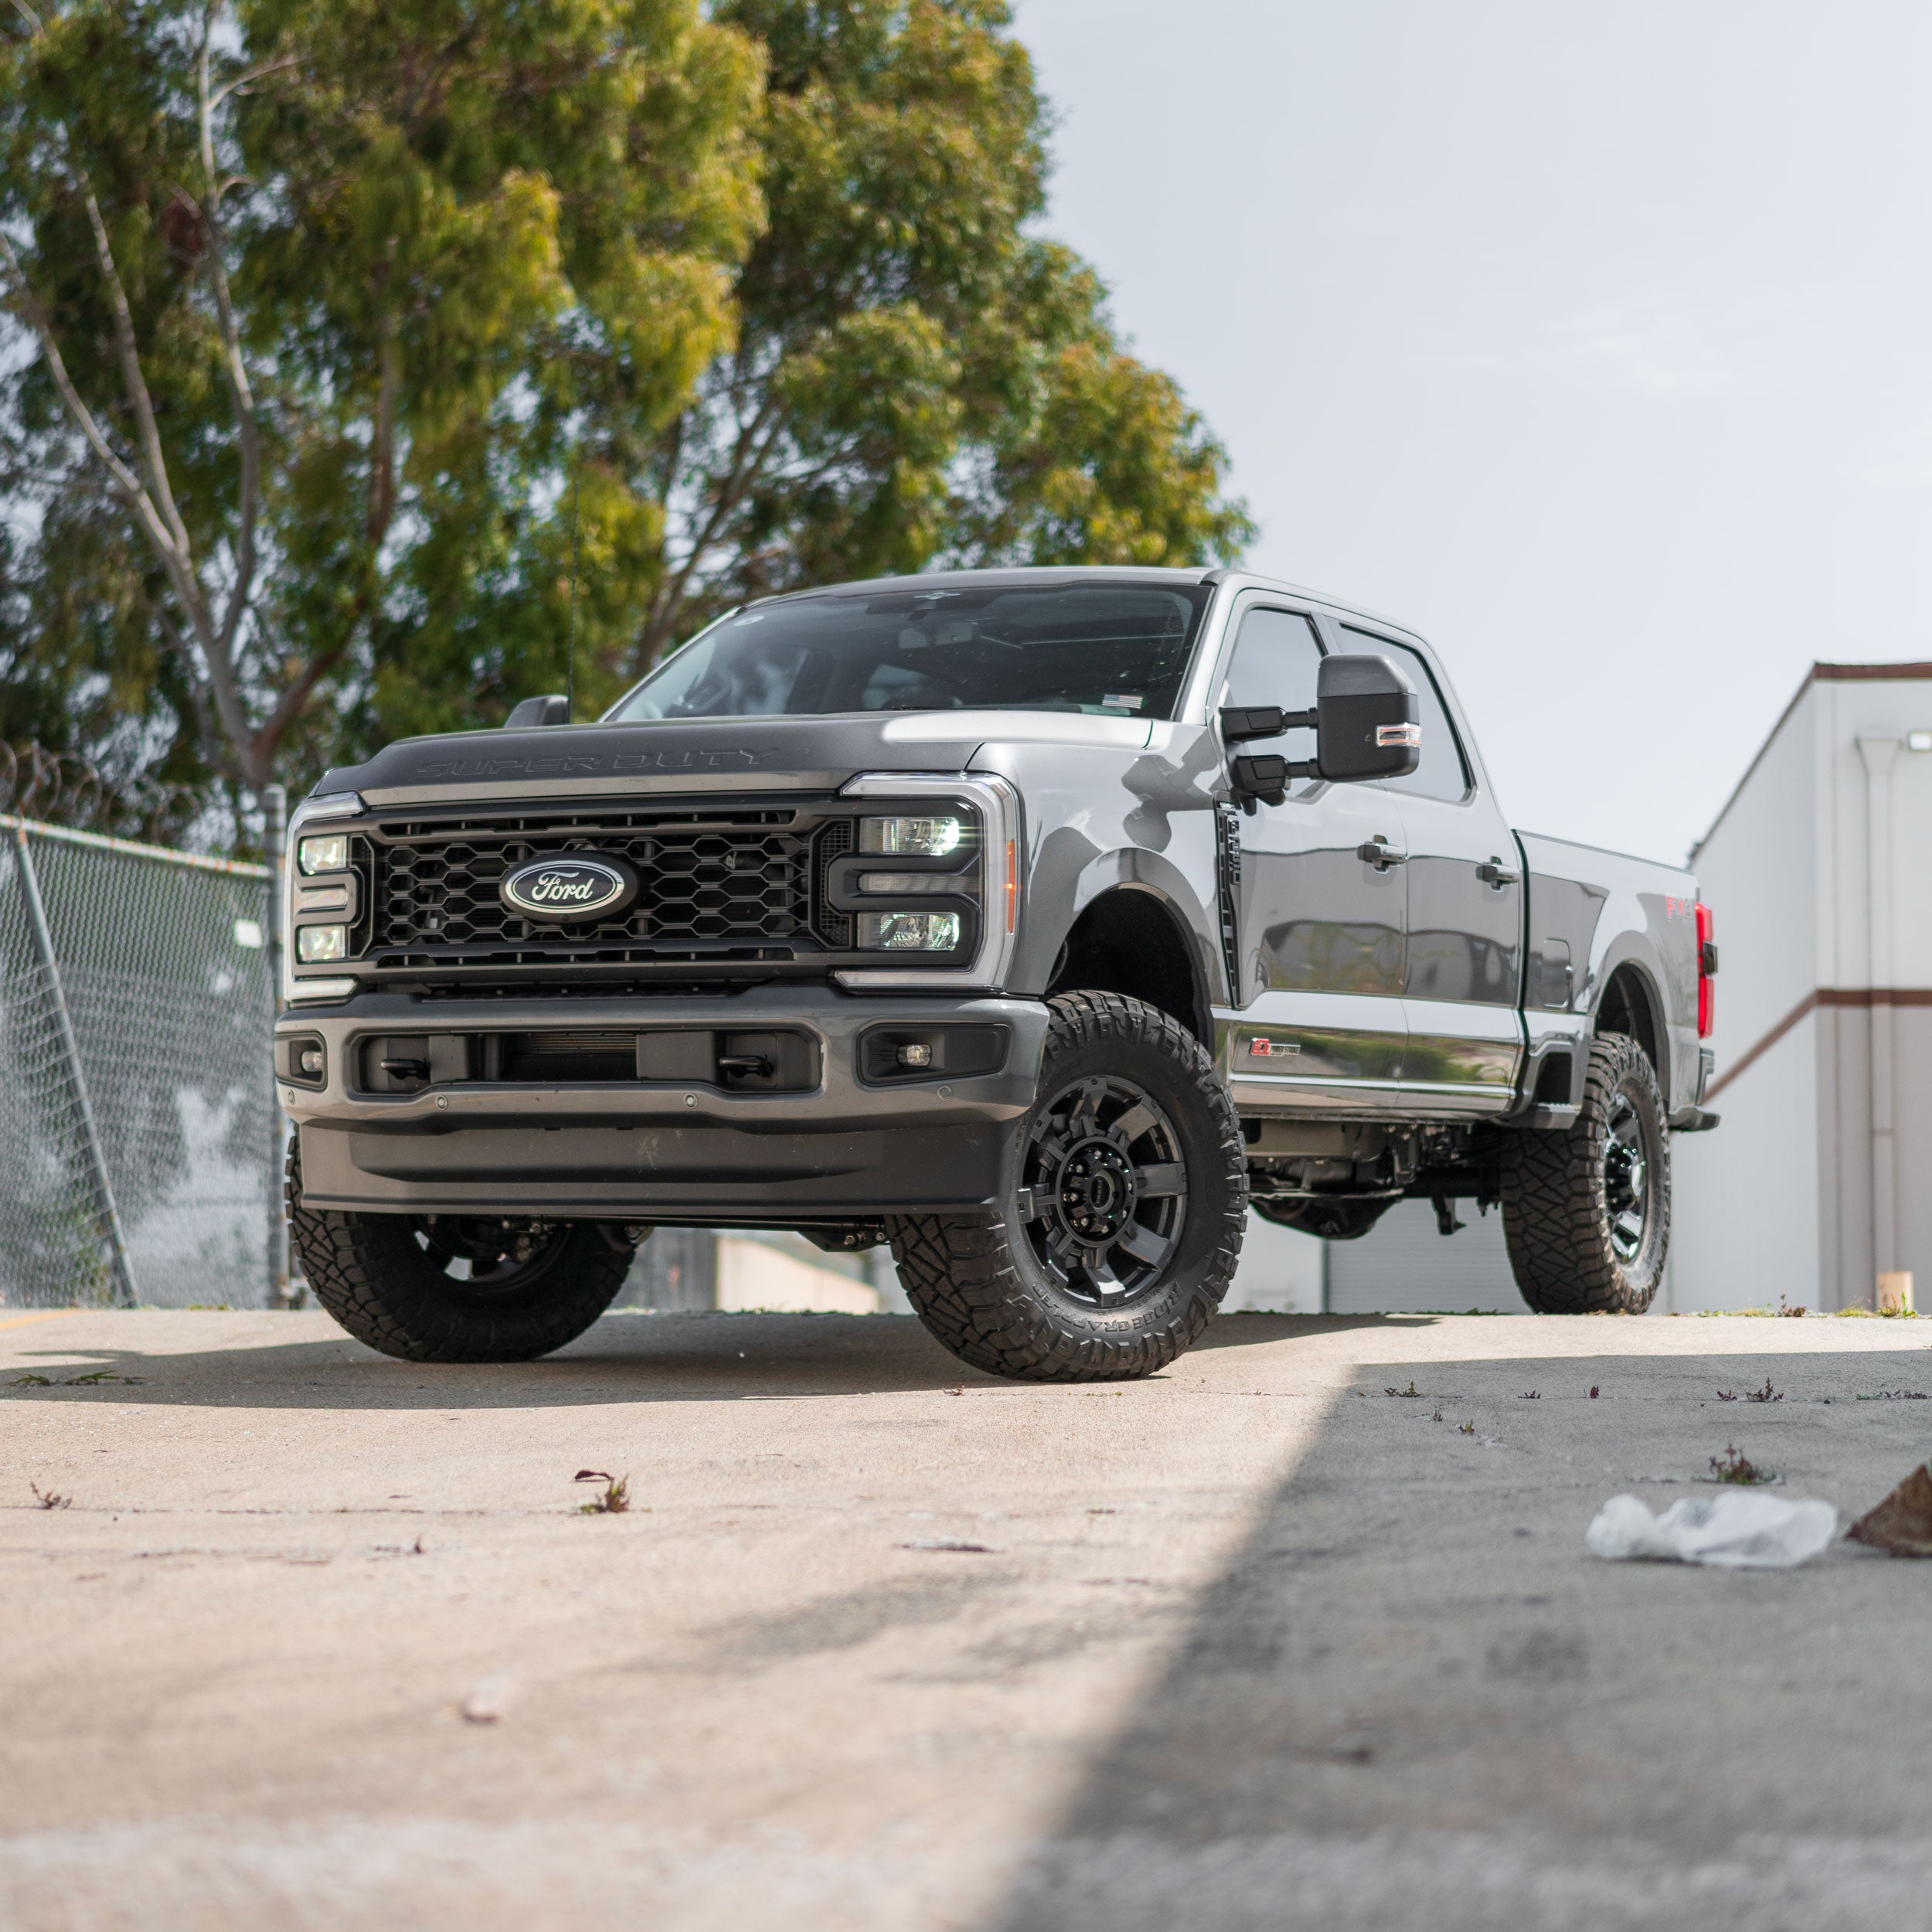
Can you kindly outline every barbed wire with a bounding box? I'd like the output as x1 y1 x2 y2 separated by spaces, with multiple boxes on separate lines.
0 743 225 849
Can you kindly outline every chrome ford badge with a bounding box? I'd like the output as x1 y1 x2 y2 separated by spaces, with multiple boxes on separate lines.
499 854 637 924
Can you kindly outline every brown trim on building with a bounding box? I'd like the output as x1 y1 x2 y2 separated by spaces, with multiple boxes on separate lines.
1813 662 1932 681
1705 987 1932 1101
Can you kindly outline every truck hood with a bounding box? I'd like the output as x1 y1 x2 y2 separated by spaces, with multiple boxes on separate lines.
312 709 1154 806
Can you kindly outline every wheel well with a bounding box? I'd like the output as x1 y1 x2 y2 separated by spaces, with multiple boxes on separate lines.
1045 889 1207 1043
1597 964 1662 1084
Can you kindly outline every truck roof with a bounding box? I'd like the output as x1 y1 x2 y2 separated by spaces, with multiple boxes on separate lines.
752 563 1423 644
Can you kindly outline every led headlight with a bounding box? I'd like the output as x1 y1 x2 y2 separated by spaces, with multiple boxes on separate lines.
857 911 961 951
857 871 964 895
296 923 349 964
859 815 964 857
298 832 349 875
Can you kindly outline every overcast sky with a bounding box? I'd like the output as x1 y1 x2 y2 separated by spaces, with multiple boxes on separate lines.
1011 0 1932 865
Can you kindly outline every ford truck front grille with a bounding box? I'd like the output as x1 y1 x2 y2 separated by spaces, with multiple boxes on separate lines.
368 807 817 960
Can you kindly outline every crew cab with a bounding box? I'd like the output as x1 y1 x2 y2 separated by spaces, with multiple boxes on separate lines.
276 567 1717 1379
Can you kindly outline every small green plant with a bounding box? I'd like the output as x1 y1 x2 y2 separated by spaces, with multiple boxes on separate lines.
1716 1388 1737 1402
30 1482 70 1509
1386 1380 1420 1398
575 1470 631 1515
1710 1444 1770 1485
1520 1390 1540 1400
11 1374 52 1387
1744 1379 1782 1404
1458 1420 1476 1435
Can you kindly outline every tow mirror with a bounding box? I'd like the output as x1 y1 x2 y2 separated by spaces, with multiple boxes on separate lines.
505 694 570 728
1313 654 1420 782
1222 654 1420 808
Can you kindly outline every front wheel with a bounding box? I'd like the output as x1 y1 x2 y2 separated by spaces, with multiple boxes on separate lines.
287 1145 637 1362
1500 1032 1669 1313
886 992 1247 1381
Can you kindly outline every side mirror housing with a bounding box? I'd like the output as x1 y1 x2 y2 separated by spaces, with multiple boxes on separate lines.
1315 654 1420 782
505 694 570 729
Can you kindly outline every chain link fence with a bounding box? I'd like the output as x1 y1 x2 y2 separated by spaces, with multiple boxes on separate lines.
0 815 281 1308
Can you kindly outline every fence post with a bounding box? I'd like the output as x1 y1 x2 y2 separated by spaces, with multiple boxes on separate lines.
264 782 289 1310
10 823 138 1307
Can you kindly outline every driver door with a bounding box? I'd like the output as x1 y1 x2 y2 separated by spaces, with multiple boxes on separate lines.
1215 600 1413 1116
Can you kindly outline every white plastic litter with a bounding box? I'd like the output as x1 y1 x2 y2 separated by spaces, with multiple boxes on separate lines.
1585 1492 1837 1569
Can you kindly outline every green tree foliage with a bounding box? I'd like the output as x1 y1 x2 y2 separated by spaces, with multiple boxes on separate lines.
2 0 1251 810
1 0 762 798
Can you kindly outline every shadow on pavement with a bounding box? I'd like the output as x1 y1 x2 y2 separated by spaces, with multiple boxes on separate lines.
984 1338 1932 1932
0 1308 1418 1412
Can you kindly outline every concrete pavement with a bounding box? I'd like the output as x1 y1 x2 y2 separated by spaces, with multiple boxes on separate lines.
3 1304 1931 1930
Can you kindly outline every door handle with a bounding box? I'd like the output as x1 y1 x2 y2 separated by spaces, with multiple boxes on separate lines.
1476 859 1522 887
1356 841 1407 870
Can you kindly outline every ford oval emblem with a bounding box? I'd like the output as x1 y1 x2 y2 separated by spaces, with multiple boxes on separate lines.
499 854 638 925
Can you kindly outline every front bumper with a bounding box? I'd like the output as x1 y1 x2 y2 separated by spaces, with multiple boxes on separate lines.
277 986 1049 1221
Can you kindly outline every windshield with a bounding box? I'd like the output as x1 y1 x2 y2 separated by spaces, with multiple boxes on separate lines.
606 580 1215 723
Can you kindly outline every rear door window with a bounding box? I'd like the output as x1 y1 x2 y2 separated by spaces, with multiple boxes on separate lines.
1341 629 1470 802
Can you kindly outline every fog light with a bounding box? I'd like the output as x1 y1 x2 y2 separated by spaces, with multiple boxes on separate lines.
298 832 349 875
856 911 961 951
299 1046 325 1077
897 1043 934 1067
859 815 964 857
297 923 348 963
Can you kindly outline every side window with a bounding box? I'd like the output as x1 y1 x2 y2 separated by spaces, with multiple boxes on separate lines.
1221 607 1324 713
1342 628 1470 802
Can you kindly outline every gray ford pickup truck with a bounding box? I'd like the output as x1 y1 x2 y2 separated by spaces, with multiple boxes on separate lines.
276 566 1718 1379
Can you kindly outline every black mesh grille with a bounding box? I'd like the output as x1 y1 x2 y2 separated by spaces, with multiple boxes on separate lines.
367 808 815 957
815 818 854 948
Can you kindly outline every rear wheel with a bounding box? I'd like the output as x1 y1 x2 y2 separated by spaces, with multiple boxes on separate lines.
287 1144 637 1362
886 992 1246 1381
1500 1032 1669 1313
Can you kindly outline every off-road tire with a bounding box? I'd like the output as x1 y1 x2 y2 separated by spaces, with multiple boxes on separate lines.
884 992 1247 1381
286 1141 634 1362
1253 1196 1396 1241
1500 1032 1670 1314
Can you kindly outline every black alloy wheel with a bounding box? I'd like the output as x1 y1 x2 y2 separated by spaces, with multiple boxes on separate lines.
1601 1094 1652 1264
287 1141 638 1362
885 991 1247 1381
1499 1031 1671 1315
1017 1074 1188 1304
413 1216 578 1294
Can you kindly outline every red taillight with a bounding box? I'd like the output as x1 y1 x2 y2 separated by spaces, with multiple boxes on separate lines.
1696 901 1716 1038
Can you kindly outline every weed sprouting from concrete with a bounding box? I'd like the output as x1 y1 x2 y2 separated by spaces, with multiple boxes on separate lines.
1855 1389 1929 1402
1458 1420 1476 1435
1589 1386 1600 1399
30 1482 70 1510
1521 1390 1540 1400
1779 1298 1807 1318
1710 1444 1771 1485
1716 1389 1737 1402
1386 1380 1421 1398
576 1471 631 1515
1745 1379 1783 1404
1431 1411 1444 1423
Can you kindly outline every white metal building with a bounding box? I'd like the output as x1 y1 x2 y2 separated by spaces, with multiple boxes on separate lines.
1672 662 1932 1311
